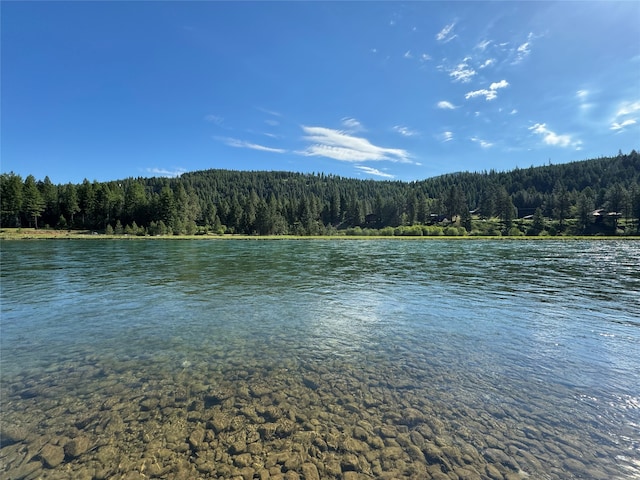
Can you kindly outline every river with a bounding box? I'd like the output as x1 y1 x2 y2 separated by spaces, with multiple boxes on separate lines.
1 239 639 479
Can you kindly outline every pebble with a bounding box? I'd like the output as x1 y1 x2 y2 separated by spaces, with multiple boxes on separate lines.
0 351 631 480
39 443 65 468
64 435 91 458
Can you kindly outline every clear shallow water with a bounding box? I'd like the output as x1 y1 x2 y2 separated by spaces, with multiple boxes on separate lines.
1 239 639 479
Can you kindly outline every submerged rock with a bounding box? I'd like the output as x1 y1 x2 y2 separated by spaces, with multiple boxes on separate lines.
39 443 65 468
0 426 30 446
64 435 91 458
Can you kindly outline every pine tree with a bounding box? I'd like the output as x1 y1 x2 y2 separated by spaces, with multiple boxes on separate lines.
0 173 24 227
23 175 45 228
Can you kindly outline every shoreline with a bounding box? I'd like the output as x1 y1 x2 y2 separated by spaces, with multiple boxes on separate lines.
1 228 637 241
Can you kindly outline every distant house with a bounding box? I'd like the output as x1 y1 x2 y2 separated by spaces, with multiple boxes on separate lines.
427 213 449 225
592 209 622 227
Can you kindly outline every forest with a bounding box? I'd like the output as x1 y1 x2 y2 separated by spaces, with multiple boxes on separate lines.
1 150 639 237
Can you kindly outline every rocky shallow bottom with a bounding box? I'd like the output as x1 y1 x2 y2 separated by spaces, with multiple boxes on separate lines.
1 347 636 480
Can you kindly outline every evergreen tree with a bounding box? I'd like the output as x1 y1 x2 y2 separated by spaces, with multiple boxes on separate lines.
60 183 80 226
530 207 545 235
575 193 594 233
23 175 45 228
552 181 571 228
495 187 516 232
77 179 95 227
631 185 640 233
39 176 58 227
0 173 24 227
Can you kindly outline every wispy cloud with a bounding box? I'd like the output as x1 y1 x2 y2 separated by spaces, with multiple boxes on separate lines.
354 166 395 178
300 126 411 163
204 114 223 125
611 100 640 131
420 53 432 62
465 79 509 101
448 59 476 83
439 131 454 143
529 123 582 149
470 137 493 148
218 137 286 153
475 39 492 51
575 89 594 113
576 89 589 100
616 101 640 117
513 32 534 63
256 107 282 117
437 100 457 110
479 58 495 69
393 125 418 137
611 119 637 131
146 167 187 178
436 22 457 43
341 117 365 132
403 50 413 59
265 119 279 126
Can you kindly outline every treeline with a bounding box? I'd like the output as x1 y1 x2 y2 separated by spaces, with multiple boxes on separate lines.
1 150 639 236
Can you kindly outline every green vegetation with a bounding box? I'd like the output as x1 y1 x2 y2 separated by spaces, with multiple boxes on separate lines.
2 151 639 237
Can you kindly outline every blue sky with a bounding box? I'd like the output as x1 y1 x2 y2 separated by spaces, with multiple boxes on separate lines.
2 1 639 184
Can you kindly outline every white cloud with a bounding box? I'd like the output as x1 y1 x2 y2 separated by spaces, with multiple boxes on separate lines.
610 100 640 132
265 119 279 126
611 119 637 131
490 79 509 90
510 109 518 115
437 100 457 110
204 114 223 124
470 137 493 148
576 89 594 112
615 100 640 117
576 89 589 100
393 125 418 137
436 22 457 43
219 137 286 153
465 79 509 101
479 58 495 69
404 50 413 59
529 123 581 149
257 107 282 117
439 131 454 142
420 53 432 62
517 41 531 56
354 166 395 178
341 117 365 132
513 32 534 63
475 40 492 51
146 167 187 177
300 126 411 163
449 61 477 83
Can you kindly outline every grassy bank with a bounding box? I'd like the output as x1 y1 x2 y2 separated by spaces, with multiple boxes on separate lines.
1 228 637 241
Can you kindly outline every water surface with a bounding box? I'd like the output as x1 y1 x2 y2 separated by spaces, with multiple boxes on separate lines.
1 239 639 479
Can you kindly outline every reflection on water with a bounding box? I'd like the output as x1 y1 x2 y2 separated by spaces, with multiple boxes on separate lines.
1 239 639 479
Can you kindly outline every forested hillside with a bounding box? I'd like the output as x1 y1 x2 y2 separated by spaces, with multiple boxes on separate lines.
2 151 639 236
